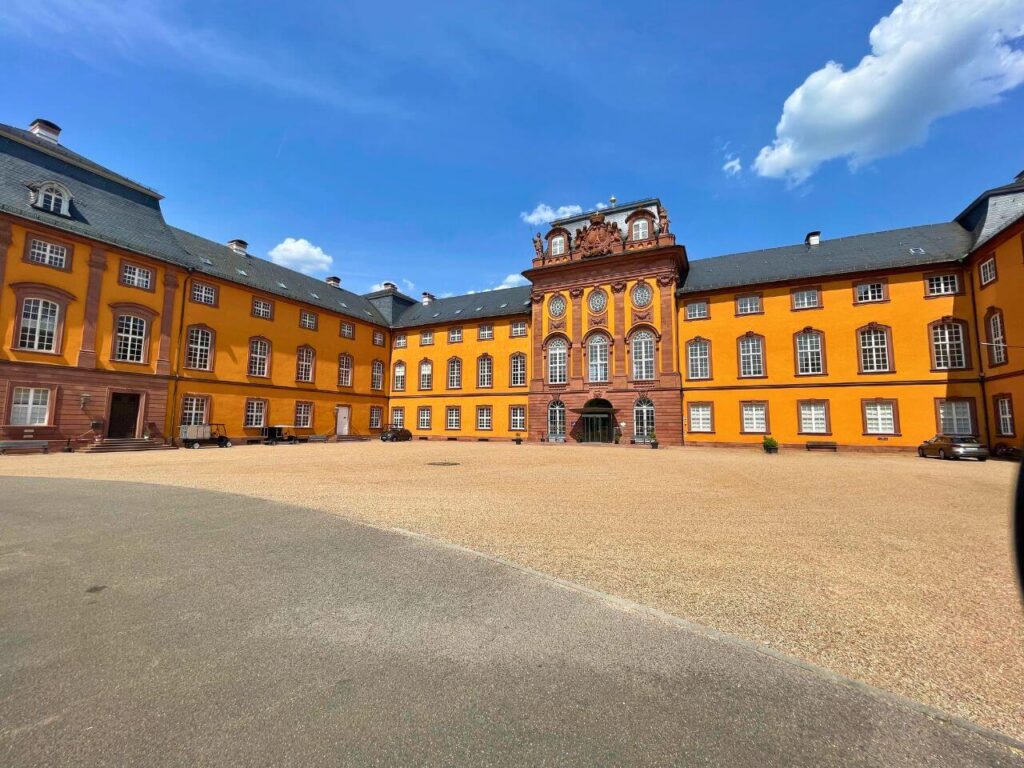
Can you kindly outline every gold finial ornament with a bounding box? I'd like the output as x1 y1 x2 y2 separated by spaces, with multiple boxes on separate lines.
609 196 617 206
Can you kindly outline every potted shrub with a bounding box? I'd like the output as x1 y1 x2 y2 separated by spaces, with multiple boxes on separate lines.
649 431 659 449
613 425 622 445
514 432 523 445
762 435 779 454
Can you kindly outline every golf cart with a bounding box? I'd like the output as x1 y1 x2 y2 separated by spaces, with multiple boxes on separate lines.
179 423 232 449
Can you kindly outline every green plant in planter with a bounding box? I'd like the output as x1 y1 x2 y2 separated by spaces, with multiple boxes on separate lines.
762 435 779 453
648 430 659 448
613 425 622 444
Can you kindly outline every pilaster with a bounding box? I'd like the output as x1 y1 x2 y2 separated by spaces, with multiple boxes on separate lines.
77 247 107 368
157 269 179 375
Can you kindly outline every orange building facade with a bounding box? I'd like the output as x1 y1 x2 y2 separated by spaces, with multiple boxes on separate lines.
0 119 1021 453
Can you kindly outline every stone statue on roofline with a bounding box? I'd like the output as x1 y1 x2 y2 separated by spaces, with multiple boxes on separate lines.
533 233 544 258
658 205 670 234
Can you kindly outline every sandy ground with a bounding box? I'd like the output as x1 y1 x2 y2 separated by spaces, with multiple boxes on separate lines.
1 442 1020 739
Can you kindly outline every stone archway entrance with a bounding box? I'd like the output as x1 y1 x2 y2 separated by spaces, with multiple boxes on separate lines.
573 398 616 443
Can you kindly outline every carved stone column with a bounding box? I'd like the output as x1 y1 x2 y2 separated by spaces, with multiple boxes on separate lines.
77 247 108 368
611 281 627 386
569 287 584 385
156 269 179 376
528 292 545 442
657 275 677 374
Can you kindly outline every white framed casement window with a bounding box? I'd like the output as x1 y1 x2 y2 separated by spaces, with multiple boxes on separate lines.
988 311 1007 365
741 402 767 433
688 403 712 433
447 358 462 389
864 401 896 435
419 360 433 389
631 330 655 380
299 310 318 330
685 300 709 320
859 328 891 372
420 330 434 345
478 356 493 387
180 395 207 426
687 339 710 380
337 353 353 386
510 353 527 386
28 238 68 269
477 406 492 430
511 321 527 338
114 315 147 362
248 338 270 377
795 331 824 375
631 219 649 240
926 274 959 296
446 406 461 430
295 402 312 428
547 401 566 440
588 335 609 382
10 386 50 426
931 322 967 369
738 335 764 377
510 405 526 431
191 282 217 305
340 322 355 339
979 257 997 286
938 400 973 435
244 399 266 428
394 333 407 348
736 294 761 315
369 406 383 429
418 407 432 430
36 183 70 215
391 407 405 428
799 402 828 434
855 282 885 303
18 298 59 351
550 235 565 255
996 396 1014 436
633 398 655 441
372 330 385 346
371 360 384 390
393 362 406 391
547 338 567 384
185 327 213 370
792 288 820 310
478 324 494 340
120 262 153 290
252 298 273 319
448 328 462 343
296 346 315 382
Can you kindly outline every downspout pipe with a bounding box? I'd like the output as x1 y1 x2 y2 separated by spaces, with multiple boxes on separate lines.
966 266 991 446
168 267 194 445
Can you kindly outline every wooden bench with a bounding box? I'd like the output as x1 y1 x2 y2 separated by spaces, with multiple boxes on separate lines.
307 435 328 443
805 441 838 452
0 440 49 455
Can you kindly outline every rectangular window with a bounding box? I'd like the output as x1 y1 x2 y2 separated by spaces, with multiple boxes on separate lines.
855 282 885 303
114 315 147 362
510 354 526 386
295 402 312 428
10 387 50 426
478 324 494 340
448 328 462 343
244 399 266 428
191 282 217 305
926 274 959 296
299 310 318 330
18 298 59 352
340 322 355 339
28 238 67 269
938 400 974 435
185 327 213 370
478 356 493 388
688 403 712 433
932 323 966 370
371 361 384 390
418 407 432 430
738 336 764 377
393 364 406 391
252 298 273 319
180 395 207 426
477 406 492 430
372 330 385 346
979 257 997 286
996 396 1015 436
736 294 762 315
248 339 269 377
859 328 891 372
392 407 405 428
421 330 434 345
741 402 767 433
511 321 527 337
792 288 820 310
446 406 461 430
420 363 433 390
337 355 352 386
795 333 823 375
510 405 526 431
687 340 710 380
988 312 1007 365
120 262 153 290
685 300 709 320
369 406 383 429
394 333 407 348
799 402 828 434
296 347 314 382
864 401 897 435
550 236 565 256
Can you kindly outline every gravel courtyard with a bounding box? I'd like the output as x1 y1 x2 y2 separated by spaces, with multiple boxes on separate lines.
1 442 1020 739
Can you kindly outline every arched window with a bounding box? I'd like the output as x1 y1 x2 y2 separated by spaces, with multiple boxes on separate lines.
371 360 384 390
478 355 493 388
738 333 765 377
587 334 609 382
393 361 406 391
547 338 568 384
930 320 969 370
248 338 270 377
857 325 892 373
510 352 527 387
114 315 147 363
794 330 824 375
337 353 353 386
419 360 433 390
296 346 315 382
547 400 566 441
35 182 70 215
447 357 462 389
686 338 710 380
634 398 655 442
987 308 1007 366
631 330 655 380
632 218 649 240
185 326 213 370
17 298 59 352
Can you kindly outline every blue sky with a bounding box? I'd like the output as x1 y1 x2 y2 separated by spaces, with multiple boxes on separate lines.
1 0 1022 296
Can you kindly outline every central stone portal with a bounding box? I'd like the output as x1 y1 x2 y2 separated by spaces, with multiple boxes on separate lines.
573 398 616 443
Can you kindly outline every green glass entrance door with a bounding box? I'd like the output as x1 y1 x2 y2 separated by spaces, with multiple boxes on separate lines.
581 413 613 443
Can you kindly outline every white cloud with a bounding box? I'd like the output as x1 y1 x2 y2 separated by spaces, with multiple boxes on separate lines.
401 278 416 292
753 0 1024 184
520 203 583 226
268 238 333 275
368 277 416 293
722 156 742 176
495 273 529 290
594 201 609 210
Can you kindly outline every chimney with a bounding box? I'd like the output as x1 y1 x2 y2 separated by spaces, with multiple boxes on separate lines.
382 281 397 291
227 239 248 255
325 276 341 288
28 119 61 144
421 292 435 306
805 230 821 247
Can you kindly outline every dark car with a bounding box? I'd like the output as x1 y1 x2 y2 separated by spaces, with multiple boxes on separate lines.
380 425 412 442
917 434 989 461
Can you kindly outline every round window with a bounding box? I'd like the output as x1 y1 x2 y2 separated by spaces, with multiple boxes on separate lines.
588 290 607 313
548 295 566 317
632 283 652 308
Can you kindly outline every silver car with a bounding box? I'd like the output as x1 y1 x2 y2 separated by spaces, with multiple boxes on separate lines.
917 434 989 461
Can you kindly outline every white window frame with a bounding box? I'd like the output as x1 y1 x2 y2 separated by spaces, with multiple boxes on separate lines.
687 339 710 380
371 360 384 390
248 338 270 377
393 362 406 391
632 219 649 240
741 403 767 433
931 322 966 370
631 331 655 381
369 406 383 429
864 401 896 435
419 360 433 390
511 321 527 338
421 330 434 345
510 353 527 386
795 332 823 375
587 335 609 382
180 395 207 427
685 301 709 320
373 330 385 346
478 324 494 340
340 322 355 339
550 235 565 256
855 282 885 303
37 183 70 215
688 403 712 433
633 398 655 441
27 238 68 269
114 315 147 363
938 400 973 435
186 327 212 370
244 399 267 428
996 397 1014 437
418 407 432 430
926 274 959 296
338 354 353 386
447 358 462 389
18 297 59 352
510 405 526 431
989 312 1007 365
10 386 50 426
391 407 405 428
252 299 273 319
295 402 312 429
478 356 493 388
547 401 566 440
736 295 761 315
394 333 407 348
299 310 318 330
738 335 764 377
446 406 461 430
979 257 997 286
859 328 890 373
120 262 153 290
477 406 492 430
792 288 819 310
296 346 315 382
547 339 567 384
191 282 217 305
799 402 828 434
448 328 463 343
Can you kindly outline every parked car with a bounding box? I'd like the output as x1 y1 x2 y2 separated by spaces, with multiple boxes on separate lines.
380 425 412 442
917 434 989 461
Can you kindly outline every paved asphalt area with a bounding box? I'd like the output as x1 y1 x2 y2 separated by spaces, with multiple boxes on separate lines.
0 478 1020 767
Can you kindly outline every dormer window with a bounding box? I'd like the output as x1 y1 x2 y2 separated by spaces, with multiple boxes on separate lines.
550 235 565 256
631 219 649 241
33 182 71 216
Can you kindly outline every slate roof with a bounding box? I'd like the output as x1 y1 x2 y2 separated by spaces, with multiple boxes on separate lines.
362 288 419 325
169 228 388 325
954 179 1024 251
678 223 973 295
392 286 532 329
